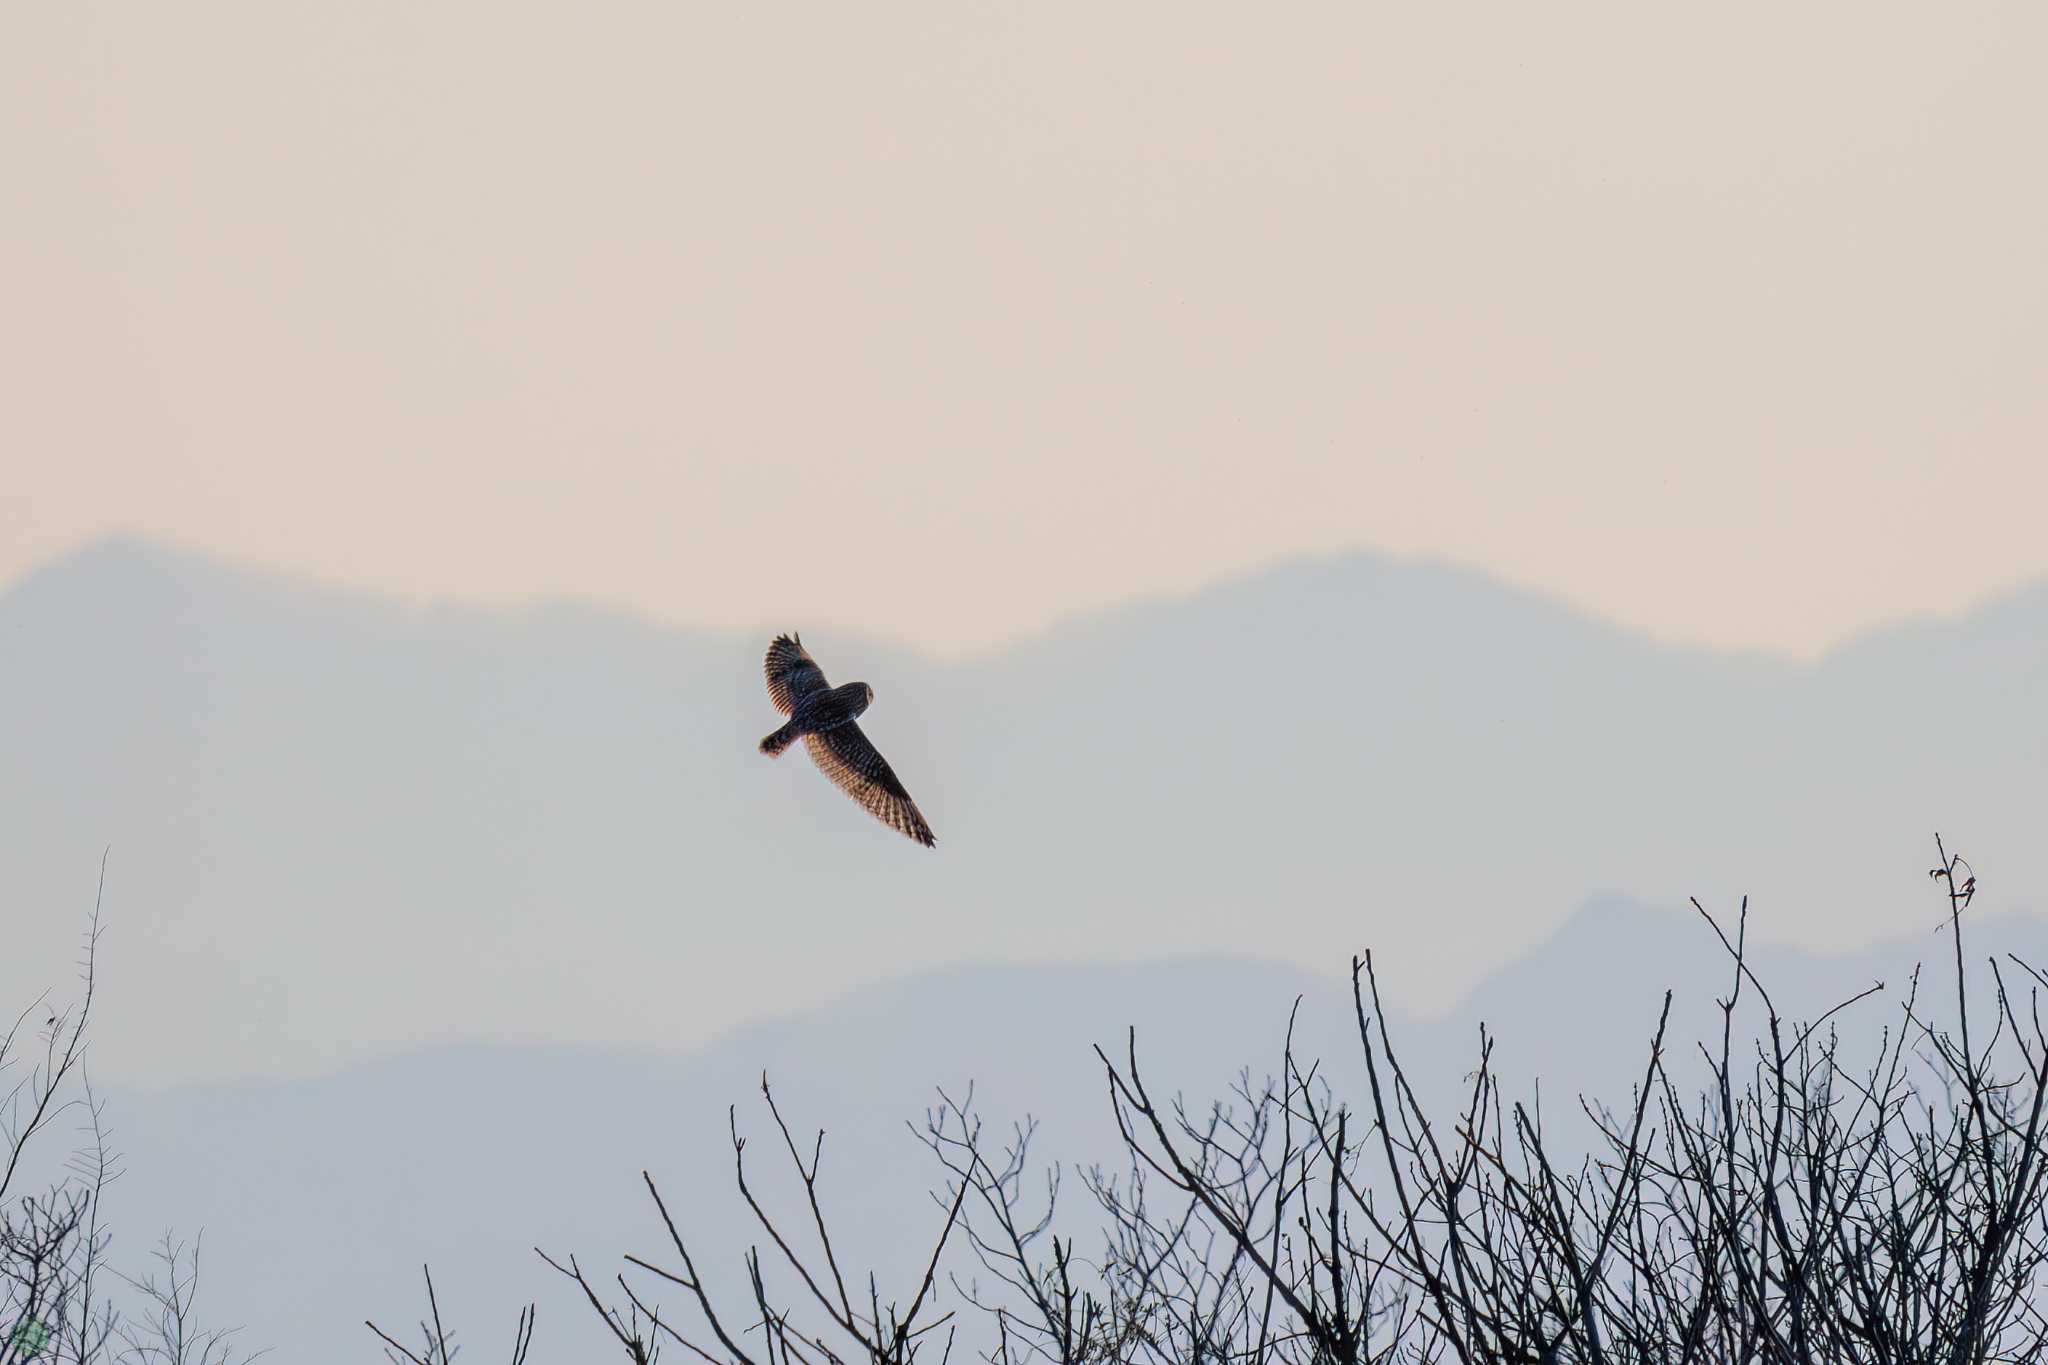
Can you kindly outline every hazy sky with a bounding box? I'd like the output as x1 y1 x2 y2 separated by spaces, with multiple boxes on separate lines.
7 1 2046 659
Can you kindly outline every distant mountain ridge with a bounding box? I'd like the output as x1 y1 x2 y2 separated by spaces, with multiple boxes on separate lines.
2 536 2044 1089
99 897 2048 1362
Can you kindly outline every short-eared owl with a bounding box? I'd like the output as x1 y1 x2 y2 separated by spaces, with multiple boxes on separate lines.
758 634 935 847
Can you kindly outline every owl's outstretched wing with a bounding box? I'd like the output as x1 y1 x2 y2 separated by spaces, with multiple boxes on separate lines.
764 633 829 716
803 724 936 847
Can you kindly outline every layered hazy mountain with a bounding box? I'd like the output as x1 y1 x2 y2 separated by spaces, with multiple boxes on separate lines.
105 907 2048 1360
2 537 2044 1084
5 538 2046 1356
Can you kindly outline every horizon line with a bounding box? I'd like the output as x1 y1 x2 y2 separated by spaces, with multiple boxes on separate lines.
8 529 2044 673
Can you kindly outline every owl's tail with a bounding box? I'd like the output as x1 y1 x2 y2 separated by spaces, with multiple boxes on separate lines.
759 720 803 757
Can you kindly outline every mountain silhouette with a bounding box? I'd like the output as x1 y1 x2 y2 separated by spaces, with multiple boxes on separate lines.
3 537 2043 1085
98 901 2048 1361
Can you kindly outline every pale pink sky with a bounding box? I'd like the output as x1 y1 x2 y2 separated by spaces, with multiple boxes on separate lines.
7 1 2045 659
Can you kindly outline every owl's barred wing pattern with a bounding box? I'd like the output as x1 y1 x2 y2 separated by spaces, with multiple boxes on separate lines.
759 632 935 847
803 724 936 847
764 633 829 716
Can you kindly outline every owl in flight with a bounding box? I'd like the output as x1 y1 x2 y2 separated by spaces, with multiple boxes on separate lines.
758 634 936 847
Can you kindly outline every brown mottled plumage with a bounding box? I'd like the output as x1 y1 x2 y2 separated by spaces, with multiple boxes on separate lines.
758 633 935 847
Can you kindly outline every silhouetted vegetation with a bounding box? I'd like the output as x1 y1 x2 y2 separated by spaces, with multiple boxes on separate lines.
2 863 261 1365
370 836 2048 1361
